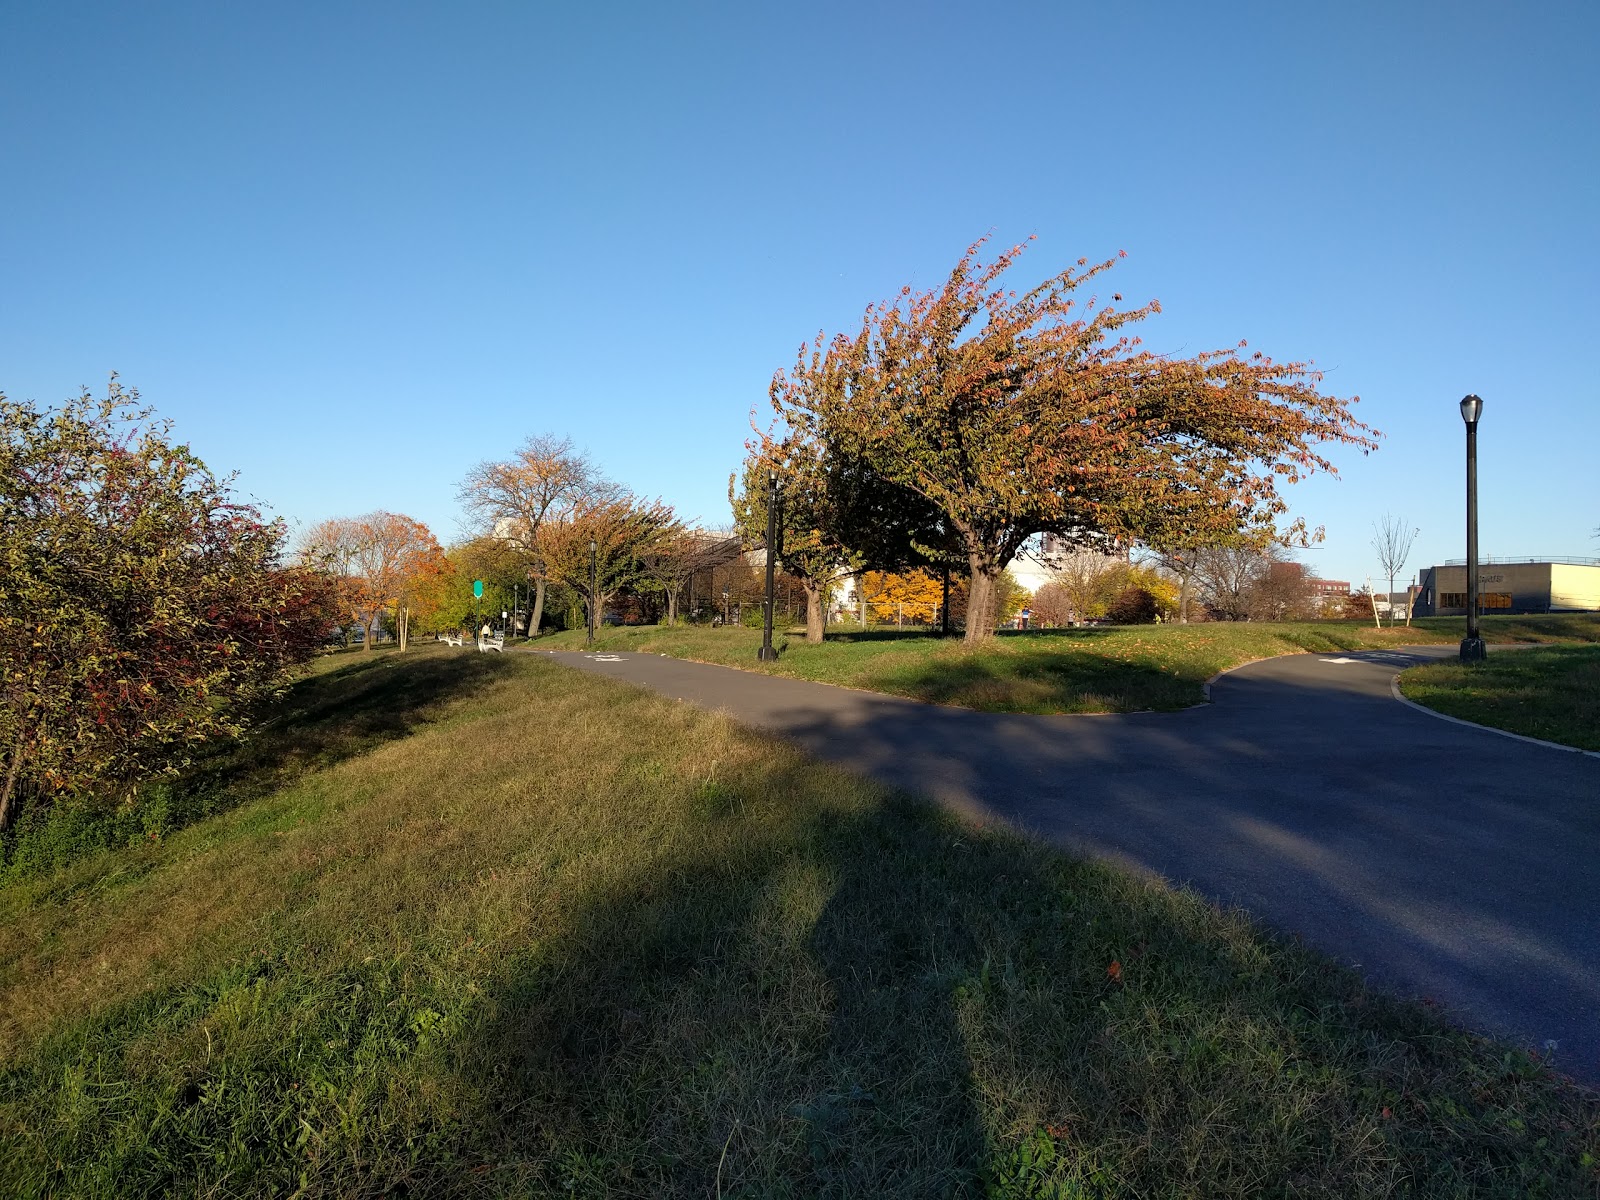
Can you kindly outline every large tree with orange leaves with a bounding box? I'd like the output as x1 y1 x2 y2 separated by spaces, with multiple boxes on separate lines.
300 512 446 650
771 239 1379 643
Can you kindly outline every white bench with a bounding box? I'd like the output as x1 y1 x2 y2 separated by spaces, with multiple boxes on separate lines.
440 632 464 647
477 633 505 653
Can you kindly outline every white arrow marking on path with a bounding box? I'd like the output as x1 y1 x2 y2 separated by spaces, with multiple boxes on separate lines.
1319 657 1358 664
591 654 624 661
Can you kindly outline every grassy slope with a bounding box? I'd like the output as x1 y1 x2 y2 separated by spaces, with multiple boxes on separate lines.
1399 644 1600 751
538 614 1600 715
1 648 1596 1198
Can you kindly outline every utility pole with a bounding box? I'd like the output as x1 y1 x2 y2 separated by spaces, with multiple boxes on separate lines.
758 471 780 661
587 538 597 646
1459 395 1486 661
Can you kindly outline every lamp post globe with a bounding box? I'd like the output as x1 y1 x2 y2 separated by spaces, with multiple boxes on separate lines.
1459 395 1486 663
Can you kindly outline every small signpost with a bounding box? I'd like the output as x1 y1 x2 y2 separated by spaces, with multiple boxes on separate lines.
474 579 484 632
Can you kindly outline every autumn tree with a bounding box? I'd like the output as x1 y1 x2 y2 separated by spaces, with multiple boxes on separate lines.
458 434 608 636
297 516 366 647
0 381 337 832
771 238 1378 644
941 569 1029 631
859 569 944 625
733 420 943 643
538 494 679 634
730 441 861 643
640 528 742 626
300 512 446 650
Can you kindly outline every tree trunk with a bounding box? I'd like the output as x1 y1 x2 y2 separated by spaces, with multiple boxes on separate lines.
963 554 1000 645
0 729 27 833
803 577 825 643
666 586 679 626
362 610 374 651
529 577 547 637
1178 573 1192 624
941 566 951 636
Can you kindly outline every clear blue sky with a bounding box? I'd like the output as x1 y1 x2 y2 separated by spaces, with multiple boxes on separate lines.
5 1 1596 588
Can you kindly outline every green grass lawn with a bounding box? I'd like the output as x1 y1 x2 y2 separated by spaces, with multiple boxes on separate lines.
537 613 1600 715
3 647 1597 1197
1399 643 1600 752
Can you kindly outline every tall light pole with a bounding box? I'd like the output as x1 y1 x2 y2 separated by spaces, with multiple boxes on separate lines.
587 537 597 646
758 470 780 661
1459 394 1486 662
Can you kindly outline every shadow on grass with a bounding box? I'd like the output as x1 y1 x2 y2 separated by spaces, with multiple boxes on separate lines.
442 785 1590 1197
0 650 505 886
188 650 505 806
4 748 1596 1196
453 784 1001 1197
883 650 1197 713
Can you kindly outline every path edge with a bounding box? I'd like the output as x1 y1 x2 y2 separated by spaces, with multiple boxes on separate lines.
1389 674 1600 760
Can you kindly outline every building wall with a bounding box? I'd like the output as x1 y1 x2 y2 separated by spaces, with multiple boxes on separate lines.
1413 562 1600 615
1550 564 1600 611
1418 564 1541 615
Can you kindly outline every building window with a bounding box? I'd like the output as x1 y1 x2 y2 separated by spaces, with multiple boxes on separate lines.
1439 591 1512 610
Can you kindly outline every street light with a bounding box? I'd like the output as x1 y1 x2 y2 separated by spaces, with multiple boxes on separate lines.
1459 394 1486 663
758 470 780 662
587 537 597 646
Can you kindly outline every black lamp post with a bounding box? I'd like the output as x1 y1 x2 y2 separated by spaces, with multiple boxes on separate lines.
758 470 780 661
722 586 730 627
1459 394 1486 662
587 538 597 646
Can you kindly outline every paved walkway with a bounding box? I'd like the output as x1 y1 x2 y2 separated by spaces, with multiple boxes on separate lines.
539 645 1600 1083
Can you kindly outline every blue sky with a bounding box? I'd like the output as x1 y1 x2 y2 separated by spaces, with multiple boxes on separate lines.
4 1 1596 588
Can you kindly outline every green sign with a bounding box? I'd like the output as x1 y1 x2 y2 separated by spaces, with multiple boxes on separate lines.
473 579 484 599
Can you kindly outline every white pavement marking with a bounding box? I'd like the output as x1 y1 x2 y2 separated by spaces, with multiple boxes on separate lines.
1319 657 1357 664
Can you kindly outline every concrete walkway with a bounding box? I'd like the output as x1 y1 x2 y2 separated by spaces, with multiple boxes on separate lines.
539 645 1600 1083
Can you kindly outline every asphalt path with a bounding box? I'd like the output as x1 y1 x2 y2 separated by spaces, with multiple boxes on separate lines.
537 644 1600 1083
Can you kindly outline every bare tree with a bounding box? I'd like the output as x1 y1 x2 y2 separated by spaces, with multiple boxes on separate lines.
458 434 613 636
1371 514 1419 627
1192 544 1312 621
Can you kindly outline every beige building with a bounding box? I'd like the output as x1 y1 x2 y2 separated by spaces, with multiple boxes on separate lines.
1415 558 1600 616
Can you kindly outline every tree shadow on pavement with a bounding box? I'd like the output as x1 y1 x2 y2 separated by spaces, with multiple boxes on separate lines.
882 650 1194 713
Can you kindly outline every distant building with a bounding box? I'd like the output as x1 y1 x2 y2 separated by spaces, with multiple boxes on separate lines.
1413 558 1600 616
1006 532 1128 594
1305 577 1350 614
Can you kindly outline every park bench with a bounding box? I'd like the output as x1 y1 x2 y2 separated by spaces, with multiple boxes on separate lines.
477 632 505 653
439 632 464 647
